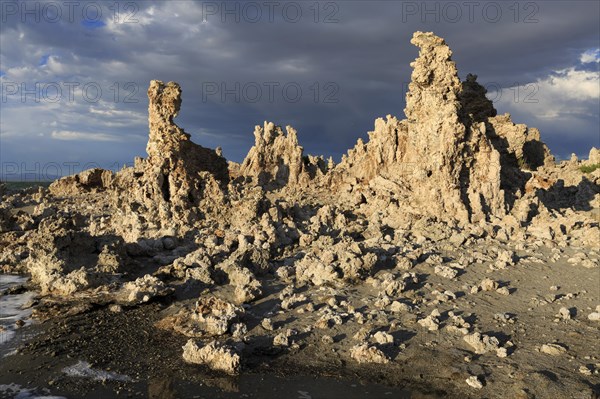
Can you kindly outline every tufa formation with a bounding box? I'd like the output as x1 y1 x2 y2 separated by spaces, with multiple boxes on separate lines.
2 32 599 398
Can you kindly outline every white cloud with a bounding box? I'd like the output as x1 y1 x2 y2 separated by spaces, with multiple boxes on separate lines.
51 130 124 142
45 55 70 75
89 106 146 124
491 67 599 120
581 49 600 64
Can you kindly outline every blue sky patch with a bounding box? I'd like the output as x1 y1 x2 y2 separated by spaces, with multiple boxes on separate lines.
39 54 50 66
81 19 106 29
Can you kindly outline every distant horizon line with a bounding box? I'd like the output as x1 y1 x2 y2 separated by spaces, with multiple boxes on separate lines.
2 152 598 183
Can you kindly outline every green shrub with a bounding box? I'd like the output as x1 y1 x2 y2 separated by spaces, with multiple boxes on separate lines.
517 157 532 170
580 163 600 173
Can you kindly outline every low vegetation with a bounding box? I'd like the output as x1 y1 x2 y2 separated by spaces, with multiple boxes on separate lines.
580 163 600 173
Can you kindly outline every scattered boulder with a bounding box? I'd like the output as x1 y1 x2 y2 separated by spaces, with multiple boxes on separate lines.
465 375 484 389
434 265 458 279
418 309 441 331
182 340 240 375
350 343 389 364
372 331 394 345
479 278 499 292
463 332 500 354
156 295 243 338
540 343 567 356
588 307 600 321
273 329 297 347
119 275 173 304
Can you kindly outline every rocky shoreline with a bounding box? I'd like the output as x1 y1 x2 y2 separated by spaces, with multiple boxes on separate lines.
1 32 599 398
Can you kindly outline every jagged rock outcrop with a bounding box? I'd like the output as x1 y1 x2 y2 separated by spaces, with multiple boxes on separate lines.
487 114 554 170
239 122 327 190
49 168 114 196
23 213 130 295
111 81 230 237
326 31 562 225
332 32 510 223
41 34 562 232
332 115 410 183
586 147 600 165
144 81 228 182
459 74 553 170
459 73 497 122
350 343 389 364
457 74 554 215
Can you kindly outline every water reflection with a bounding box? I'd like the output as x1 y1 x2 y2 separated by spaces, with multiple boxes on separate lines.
147 372 423 399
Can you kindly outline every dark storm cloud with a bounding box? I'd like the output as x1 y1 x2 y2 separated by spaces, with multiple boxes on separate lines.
1 0 598 180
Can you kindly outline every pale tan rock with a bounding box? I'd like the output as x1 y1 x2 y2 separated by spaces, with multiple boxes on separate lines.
261 318 274 331
350 343 389 364
273 329 296 347
558 307 572 320
33 266 90 296
328 32 525 224
218 260 262 304
389 301 411 313
112 80 228 237
182 340 240 374
434 265 458 279
463 332 500 354
395 257 414 270
23 214 103 295
193 296 244 336
353 327 371 342
295 254 339 286
466 375 483 389
374 272 407 297
540 343 567 356
281 293 307 310
156 295 243 338
418 309 440 331
496 347 508 358
49 168 113 196
372 331 394 345
445 313 471 335
480 278 499 292
586 147 600 165
587 312 600 321
230 323 247 339
431 289 457 304
120 274 172 304
487 113 554 170
239 122 326 189
314 313 343 329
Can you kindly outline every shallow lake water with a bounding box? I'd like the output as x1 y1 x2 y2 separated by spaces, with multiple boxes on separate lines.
145 373 416 399
0 275 35 347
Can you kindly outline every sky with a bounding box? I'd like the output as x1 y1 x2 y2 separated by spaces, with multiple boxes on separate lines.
1 0 599 180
